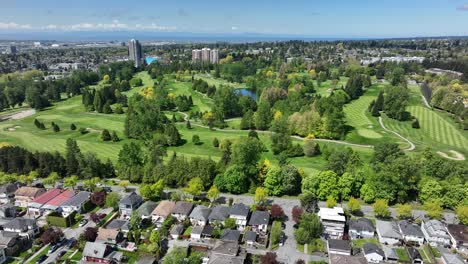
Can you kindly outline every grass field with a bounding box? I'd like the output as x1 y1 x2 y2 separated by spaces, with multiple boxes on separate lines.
167 80 214 113
382 85 468 155
193 73 245 88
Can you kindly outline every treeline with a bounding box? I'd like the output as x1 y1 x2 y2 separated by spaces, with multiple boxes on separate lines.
423 58 468 82
303 143 468 209
82 83 128 113
0 70 99 111
0 139 115 179
192 79 216 97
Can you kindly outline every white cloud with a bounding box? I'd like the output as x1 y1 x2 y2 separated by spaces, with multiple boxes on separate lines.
0 21 176 31
231 26 238 30
457 4 468 11
0 22 32 30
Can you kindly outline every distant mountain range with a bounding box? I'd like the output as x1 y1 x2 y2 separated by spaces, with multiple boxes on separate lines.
0 31 467 42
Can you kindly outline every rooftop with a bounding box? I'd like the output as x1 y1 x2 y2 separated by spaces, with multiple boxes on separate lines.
229 203 249 217
60 191 90 207
119 192 143 206
136 201 157 216
189 205 211 221
318 207 346 222
208 205 230 221
42 189 76 209
152 200 176 217
30 188 62 205
376 220 402 239
221 229 241 242
362 243 384 257
172 201 194 215
447 224 468 242
14 186 45 198
328 239 351 252
398 220 424 237
349 218 375 233
248 210 270 226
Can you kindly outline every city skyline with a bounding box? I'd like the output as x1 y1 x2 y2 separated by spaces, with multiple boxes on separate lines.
0 0 468 38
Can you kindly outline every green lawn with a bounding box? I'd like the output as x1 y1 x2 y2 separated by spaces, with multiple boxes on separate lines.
167 80 214 113
193 73 245 89
297 239 325 254
382 86 468 155
395 247 410 262
352 237 379 248
27 245 50 264
419 245 434 264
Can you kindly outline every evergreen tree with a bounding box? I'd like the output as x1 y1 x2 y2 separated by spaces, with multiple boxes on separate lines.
52 123 60 132
412 119 420 129
186 120 191 129
101 129 111 141
213 138 219 148
374 91 384 111
371 103 380 117
164 123 181 146
70 123 77 130
93 90 104 113
111 131 120 142
65 138 81 176
102 101 113 114
255 101 272 130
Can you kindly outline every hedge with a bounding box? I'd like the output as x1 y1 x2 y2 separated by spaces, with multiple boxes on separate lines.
46 211 76 227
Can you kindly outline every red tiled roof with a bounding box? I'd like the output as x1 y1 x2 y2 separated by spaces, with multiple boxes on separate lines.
45 189 76 206
31 188 62 205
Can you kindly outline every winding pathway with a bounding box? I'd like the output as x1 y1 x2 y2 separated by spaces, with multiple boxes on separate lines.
378 116 416 151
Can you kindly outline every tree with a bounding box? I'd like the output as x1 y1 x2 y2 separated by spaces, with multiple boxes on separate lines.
192 135 201 145
64 175 78 189
101 129 111 141
119 180 130 191
347 197 361 214
65 138 81 176
111 131 120 142
185 177 204 196
271 204 285 220
224 218 237 229
292 206 303 224
456 205 468 225
52 123 60 132
186 120 191 129
254 187 268 205
162 247 186 264
294 213 323 244
255 101 272 130
303 140 320 157
212 138 219 148
70 123 77 130
373 199 391 219
214 165 249 194
230 137 264 175
105 192 121 209
423 200 443 220
129 211 142 230
299 193 319 213
207 185 220 203
40 227 63 245
326 196 337 208
90 213 100 223
412 119 420 129
261 252 279 264
397 203 413 219
84 227 98 242
90 192 106 206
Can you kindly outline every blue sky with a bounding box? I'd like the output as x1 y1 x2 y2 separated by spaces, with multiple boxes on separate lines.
1 0 468 37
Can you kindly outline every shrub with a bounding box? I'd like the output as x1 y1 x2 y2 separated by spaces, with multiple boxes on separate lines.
70 123 77 130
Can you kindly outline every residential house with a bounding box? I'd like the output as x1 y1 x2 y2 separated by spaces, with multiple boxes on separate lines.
27 188 62 217
171 201 194 222
398 220 425 245
82 241 123 264
447 224 467 254
14 187 45 208
0 183 17 204
96 227 123 245
189 205 211 226
208 205 230 225
421 219 450 247
136 201 157 220
60 191 90 217
106 219 130 235
208 240 246 264
0 247 5 264
382 245 399 263
376 220 402 246
2 218 39 238
151 200 175 225
408 247 423 264
119 192 143 219
245 231 257 247
0 231 24 256
170 224 184 239
362 243 385 263
328 254 367 264
221 229 241 242
327 239 351 256
0 203 16 219
40 189 76 213
440 251 464 264
318 207 346 239
349 218 375 239
191 225 214 240
228 203 250 231
248 210 269 234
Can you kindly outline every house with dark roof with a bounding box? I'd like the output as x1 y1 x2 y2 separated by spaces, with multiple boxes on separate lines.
229 203 250 231
382 245 399 263
82 241 123 264
349 218 375 239
3 218 39 238
0 231 24 256
221 229 241 242
421 219 450 247
441 251 464 264
245 231 257 246
447 224 468 254
189 205 211 226
170 224 184 239
60 191 90 216
0 203 16 219
106 219 129 233
328 254 367 264
151 200 176 225
398 220 425 245
208 205 230 224
0 183 17 205
27 188 63 217
14 186 46 208
191 225 214 240
248 211 269 234
362 243 385 263
408 247 423 264
376 220 402 246
136 201 157 220
209 240 246 264
171 201 194 221
0 247 5 264
327 239 351 256
119 192 143 219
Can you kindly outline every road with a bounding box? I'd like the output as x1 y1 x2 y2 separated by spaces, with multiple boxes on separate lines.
378 116 416 151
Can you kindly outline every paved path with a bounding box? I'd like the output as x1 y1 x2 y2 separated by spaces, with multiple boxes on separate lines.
0 108 36 121
378 116 416 151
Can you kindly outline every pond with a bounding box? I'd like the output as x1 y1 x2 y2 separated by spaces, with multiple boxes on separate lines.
235 88 257 100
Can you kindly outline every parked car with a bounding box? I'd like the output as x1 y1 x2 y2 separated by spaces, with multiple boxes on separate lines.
103 187 112 193
36 255 48 264
99 213 107 219
79 219 88 227
58 250 67 257
279 232 286 246
48 244 60 254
